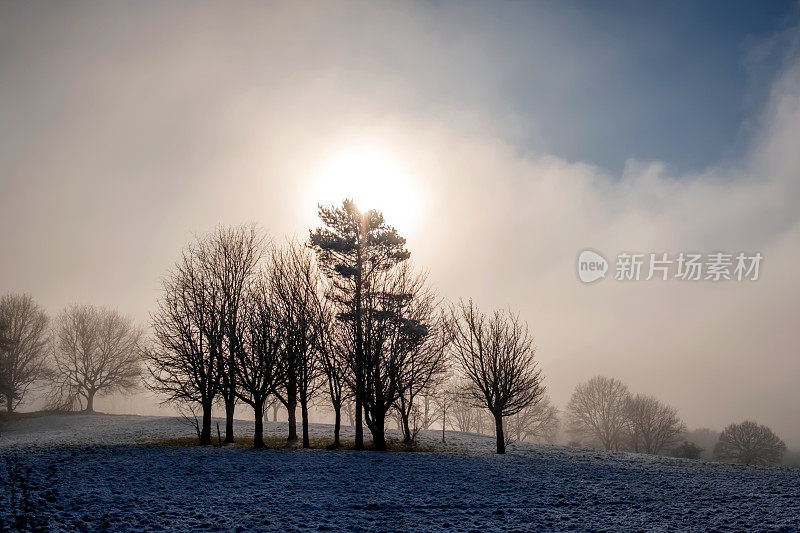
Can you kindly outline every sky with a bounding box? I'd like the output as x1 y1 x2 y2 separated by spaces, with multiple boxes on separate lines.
2 1 800 444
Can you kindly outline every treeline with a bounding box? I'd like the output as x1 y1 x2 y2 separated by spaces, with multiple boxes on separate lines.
0 200 788 463
565 375 787 465
145 200 545 453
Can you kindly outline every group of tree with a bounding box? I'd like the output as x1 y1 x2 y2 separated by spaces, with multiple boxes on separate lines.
566 376 686 455
384 383 560 447
565 376 787 466
0 294 143 413
6 200 784 464
146 201 545 453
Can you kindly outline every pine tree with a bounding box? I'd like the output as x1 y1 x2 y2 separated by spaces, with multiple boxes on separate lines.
309 199 409 449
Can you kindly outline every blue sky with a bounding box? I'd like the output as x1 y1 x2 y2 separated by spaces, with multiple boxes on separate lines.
437 0 798 173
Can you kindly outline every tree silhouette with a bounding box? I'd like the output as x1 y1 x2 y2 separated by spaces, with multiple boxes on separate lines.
0 294 50 413
269 243 326 448
233 274 284 448
714 421 786 466
52 305 142 412
566 376 629 450
198 225 264 443
147 244 222 445
505 395 561 445
623 394 685 454
309 199 409 450
359 264 437 450
450 299 544 454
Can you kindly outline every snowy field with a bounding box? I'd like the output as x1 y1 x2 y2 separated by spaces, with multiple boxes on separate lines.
2 415 800 532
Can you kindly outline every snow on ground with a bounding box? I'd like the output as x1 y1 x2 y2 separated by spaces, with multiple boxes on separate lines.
2 414 800 531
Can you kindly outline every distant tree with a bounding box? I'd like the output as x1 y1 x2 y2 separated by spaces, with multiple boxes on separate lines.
310 199 410 450
147 247 222 445
566 376 629 450
623 394 685 454
673 441 703 460
714 421 786 466
0 294 50 412
450 299 544 454
681 428 720 460
450 388 478 433
474 408 489 435
267 396 281 422
52 305 142 412
432 384 457 444
342 400 355 426
505 395 561 445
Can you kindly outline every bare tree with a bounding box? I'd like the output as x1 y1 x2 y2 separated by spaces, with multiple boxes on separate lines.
270 243 325 448
505 395 560 445
450 392 478 433
267 396 281 422
432 383 457 444
623 394 685 454
450 299 544 454
0 294 50 412
566 376 629 450
316 308 351 448
474 408 489 435
343 400 355 426
52 305 142 412
233 275 284 448
199 224 265 444
714 421 786 466
394 304 449 445
147 247 222 445
361 264 438 450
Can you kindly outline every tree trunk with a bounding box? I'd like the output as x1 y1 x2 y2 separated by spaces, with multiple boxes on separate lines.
353 229 366 451
371 411 387 451
402 410 413 445
253 402 264 449
6 395 13 413
300 397 310 449
332 403 341 448
224 395 235 443
85 390 96 413
494 413 505 454
286 375 298 444
200 400 213 445
272 404 278 422
355 395 364 450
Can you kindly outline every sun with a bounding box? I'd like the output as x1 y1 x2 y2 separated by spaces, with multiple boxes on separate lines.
311 146 420 232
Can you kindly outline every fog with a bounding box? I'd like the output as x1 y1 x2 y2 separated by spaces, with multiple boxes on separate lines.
1 2 799 446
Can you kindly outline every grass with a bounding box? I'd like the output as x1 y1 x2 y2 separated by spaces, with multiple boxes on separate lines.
146 435 444 453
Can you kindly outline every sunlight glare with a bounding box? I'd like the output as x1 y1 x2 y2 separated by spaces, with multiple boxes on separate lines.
312 146 420 232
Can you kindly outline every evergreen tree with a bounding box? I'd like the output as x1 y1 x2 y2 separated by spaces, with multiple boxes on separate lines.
309 199 409 449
